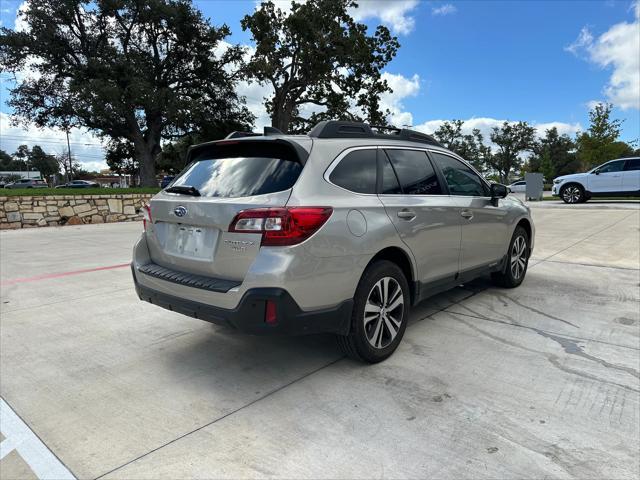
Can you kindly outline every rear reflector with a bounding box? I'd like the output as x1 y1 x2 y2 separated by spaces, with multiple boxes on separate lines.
142 204 152 231
265 300 277 325
229 207 333 246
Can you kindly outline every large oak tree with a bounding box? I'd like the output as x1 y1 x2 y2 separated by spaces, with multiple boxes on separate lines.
241 0 400 133
0 0 252 186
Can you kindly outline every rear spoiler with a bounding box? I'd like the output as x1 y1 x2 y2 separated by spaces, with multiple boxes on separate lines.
186 135 309 166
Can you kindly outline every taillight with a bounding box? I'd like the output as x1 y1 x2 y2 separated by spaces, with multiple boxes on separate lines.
228 207 333 246
142 204 152 231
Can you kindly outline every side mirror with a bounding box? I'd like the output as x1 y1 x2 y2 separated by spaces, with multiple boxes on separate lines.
592 169 600 175
491 183 509 198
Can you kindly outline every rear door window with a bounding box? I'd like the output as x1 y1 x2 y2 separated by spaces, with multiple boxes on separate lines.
384 149 443 195
329 149 377 194
172 142 303 198
624 158 640 171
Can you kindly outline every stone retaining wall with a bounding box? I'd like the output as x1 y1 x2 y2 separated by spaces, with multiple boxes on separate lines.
0 194 154 229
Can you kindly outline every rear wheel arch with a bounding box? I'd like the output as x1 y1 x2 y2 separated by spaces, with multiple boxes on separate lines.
366 247 416 303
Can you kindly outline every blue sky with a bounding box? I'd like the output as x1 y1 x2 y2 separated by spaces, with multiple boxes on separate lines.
1 0 639 170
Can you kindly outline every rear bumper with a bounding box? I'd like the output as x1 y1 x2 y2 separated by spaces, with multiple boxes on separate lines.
132 265 353 336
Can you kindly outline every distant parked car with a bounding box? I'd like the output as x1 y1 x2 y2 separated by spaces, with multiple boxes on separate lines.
552 157 640 203
161 175 175 189
508 180 526 193
4 179 48 189
55 180 100 188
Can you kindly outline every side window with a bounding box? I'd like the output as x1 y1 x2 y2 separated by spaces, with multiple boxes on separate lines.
624 159 640 171
329 149 377 194
381 155 402 194
431 152 489 196
385 149 443 195
598 160 625 173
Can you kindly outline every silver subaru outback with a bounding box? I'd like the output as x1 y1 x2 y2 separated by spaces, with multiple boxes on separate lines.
132 121 534 362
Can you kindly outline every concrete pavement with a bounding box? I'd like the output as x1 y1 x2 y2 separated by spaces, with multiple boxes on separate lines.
1 206 638 479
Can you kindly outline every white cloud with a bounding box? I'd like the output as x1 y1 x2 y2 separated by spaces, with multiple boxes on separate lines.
14 1 29 32
432 4 457 16
413 117 583 150
564 26 593 56
350 0 419 35
380 72 421 127
0 113 108 171
566 1 640 110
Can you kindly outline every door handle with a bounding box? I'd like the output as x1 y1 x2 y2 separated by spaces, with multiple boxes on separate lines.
461 209 474 220
397 209 416 220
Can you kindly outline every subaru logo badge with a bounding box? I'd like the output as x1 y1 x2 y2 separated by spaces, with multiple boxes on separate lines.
174 206 187 217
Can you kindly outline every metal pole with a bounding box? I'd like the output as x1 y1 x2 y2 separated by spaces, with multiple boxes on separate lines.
65 129 72 182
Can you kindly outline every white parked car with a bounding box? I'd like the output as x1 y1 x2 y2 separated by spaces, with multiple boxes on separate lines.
508 180 526 193
552 158 640 204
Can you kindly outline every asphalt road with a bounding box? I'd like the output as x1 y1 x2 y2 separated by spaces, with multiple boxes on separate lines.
1 202 639 479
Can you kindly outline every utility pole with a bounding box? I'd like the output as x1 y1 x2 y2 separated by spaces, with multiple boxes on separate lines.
65 129 72 182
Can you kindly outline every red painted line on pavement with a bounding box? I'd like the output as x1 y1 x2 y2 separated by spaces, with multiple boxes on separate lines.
1 263 130 286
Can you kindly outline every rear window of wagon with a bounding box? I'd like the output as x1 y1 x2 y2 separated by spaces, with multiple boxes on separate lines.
172 142 304 198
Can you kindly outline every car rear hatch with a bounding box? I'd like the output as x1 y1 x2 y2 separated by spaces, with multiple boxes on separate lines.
143 137 310 283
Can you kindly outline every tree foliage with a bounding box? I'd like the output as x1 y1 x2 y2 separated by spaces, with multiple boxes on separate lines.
528 127 579 180
0 0 253 186
576 103 633 169
28 145 60 177
432 120 492 173
488 121 536 183
241 0 399 133
0 148 26 171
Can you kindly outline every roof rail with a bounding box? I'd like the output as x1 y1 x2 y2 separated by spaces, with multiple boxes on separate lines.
225 126 285 140
308 120 442 147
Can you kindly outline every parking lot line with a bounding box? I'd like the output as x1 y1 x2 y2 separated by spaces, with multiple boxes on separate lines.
0 263 130 286
0 398 75 480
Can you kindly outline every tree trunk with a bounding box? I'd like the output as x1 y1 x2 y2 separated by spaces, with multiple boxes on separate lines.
133 138 158 187
271 89 293 133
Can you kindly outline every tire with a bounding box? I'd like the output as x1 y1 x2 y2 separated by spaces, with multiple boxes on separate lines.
491 226 530 288
560 183 585 204
337 260 410 363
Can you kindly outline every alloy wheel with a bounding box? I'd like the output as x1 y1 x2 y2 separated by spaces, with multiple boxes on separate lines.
562 186 582 203
510 235 528 280
364 277 404 349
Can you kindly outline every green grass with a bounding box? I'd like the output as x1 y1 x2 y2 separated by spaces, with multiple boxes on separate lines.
0 187 160 197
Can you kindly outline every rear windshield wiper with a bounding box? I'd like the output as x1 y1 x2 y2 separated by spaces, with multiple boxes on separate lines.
165 185 201 196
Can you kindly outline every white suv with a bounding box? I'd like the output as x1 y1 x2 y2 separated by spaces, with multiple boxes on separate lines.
552 157 640 204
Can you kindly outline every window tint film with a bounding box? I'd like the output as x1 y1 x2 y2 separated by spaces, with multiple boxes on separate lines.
431 152 488 196
598 160 625 173
624 158 640 171
172 143 303 198
385 149 443 195
381 155 402 194
329 149 377 194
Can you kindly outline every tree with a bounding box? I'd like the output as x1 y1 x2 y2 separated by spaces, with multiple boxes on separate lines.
432 120 492 173
156 118 253 173
528 127 579 180
0 0 253 186
0 148 26 170
105 139 138 177
576 102 632 169
28 145 59 178
241 0 399 133
488 121 536 183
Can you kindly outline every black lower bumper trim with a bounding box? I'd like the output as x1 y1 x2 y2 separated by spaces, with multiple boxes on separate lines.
138 262 240 293
133 266 353 336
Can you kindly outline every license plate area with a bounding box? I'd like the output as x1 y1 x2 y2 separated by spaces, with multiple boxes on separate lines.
162 223 218 260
